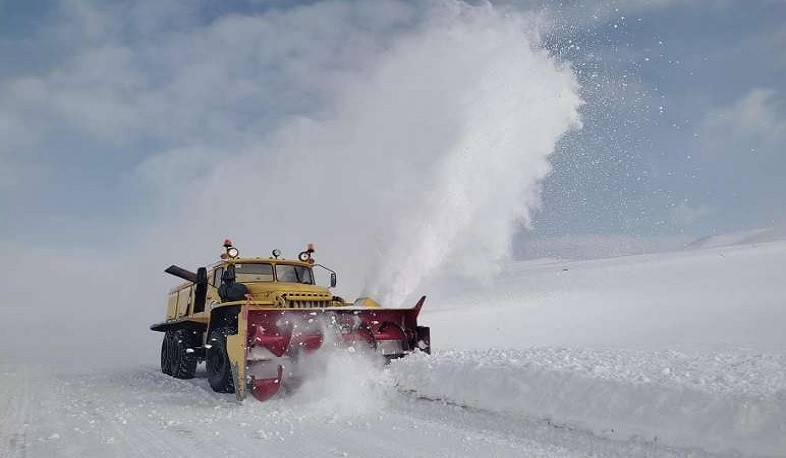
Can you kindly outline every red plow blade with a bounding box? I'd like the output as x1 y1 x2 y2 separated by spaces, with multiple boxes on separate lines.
235 296 430 401
251 365 283 402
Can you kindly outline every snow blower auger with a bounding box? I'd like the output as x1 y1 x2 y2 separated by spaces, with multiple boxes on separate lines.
150 240 431 402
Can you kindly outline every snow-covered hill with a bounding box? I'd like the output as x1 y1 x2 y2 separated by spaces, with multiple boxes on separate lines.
426 239 786 352
2 241 785 457
684 224 786 250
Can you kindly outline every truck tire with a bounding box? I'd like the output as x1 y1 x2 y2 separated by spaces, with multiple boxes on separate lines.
170 329 198 379
206 327 236 393
160 332 173 375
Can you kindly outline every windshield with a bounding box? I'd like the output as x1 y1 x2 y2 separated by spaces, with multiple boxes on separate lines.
275 264 314 284
234 263 274 282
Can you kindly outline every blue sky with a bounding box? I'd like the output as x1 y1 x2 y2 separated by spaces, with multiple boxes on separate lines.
1 0 785 254
537 0 786 237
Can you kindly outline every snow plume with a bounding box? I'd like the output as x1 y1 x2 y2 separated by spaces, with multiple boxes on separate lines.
289 347 392 418
362 6 583 305
254 313 393 417
164 1 582 306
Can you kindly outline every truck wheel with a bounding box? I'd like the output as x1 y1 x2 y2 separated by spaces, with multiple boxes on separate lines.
206 327 236 393
170 329 198 379
160 332 173 375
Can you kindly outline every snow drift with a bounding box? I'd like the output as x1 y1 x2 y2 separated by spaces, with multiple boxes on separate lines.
391 348 786 456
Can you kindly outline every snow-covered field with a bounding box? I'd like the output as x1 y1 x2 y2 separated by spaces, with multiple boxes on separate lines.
425 239 786 352
2 240 785 457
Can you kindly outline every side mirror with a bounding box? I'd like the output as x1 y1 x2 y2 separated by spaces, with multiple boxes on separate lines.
313 263 338 288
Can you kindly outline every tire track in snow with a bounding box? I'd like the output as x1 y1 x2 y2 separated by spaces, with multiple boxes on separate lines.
398 388 723 458
106 368 251 458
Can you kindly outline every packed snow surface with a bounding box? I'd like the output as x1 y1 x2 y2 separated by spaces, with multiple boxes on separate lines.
0 362 734 458
3 241 786 457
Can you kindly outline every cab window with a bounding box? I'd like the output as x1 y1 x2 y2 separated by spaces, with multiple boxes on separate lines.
235 263 274 282
275 264 314 284
212 267 224 286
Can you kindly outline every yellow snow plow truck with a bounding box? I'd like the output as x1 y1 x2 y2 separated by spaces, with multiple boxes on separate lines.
150 240 430 401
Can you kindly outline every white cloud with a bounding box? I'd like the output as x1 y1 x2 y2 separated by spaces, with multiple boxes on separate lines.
0 0 421 160
698 88 786 156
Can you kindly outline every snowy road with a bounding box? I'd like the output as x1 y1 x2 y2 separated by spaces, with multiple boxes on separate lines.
1 354 774 458
3 242 786 457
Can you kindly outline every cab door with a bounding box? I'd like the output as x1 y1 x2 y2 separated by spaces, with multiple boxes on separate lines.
205 266 224 308
176 286 192 318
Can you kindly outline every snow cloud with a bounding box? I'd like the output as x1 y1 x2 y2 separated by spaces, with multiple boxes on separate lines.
144 1 582 306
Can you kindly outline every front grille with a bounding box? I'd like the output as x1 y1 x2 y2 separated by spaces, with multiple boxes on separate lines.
283 292 332 309
287 300 329 309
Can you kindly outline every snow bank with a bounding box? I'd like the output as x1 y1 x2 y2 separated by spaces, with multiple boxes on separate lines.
391 349 786 456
